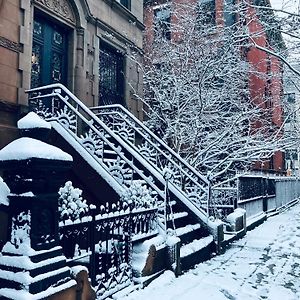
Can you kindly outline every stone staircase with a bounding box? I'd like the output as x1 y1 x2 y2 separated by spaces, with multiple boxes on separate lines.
26 84 219 278
160 200 215 272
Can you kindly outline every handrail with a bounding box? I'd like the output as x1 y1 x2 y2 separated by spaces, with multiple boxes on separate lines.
27 87 165 200
91 104 209 185
26 84 210 222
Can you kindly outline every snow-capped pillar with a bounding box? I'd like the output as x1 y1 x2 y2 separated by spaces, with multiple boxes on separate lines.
0 135 77 299
208 218 224 254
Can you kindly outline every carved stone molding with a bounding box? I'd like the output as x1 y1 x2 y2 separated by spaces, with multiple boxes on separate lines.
34 0 76 25
0 36 22 53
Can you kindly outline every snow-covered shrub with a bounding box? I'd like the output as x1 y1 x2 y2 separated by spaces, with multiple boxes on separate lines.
121 180 156 209
58 181 89 222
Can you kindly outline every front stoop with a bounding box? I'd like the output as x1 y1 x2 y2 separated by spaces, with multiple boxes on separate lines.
0 247 76 300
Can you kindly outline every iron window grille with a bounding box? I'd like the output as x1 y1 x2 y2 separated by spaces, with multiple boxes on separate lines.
99 43 125 106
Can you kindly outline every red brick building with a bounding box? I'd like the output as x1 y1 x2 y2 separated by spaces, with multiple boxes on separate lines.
143 0 285 173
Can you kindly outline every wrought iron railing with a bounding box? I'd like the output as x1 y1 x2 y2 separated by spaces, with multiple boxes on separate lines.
59 202 158 299
90 104 211 213
26 84 210 223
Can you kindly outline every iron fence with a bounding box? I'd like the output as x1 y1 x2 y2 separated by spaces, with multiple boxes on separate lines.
59 202 158 299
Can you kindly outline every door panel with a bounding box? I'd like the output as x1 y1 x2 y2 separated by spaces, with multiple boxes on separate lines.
31 17 67 88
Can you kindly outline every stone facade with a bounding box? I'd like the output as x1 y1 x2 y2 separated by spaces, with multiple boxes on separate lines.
0 0 144 149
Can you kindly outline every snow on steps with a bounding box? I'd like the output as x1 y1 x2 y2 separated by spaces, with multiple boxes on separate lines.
180 235 213 258
0 280 75 300
180 235 215 272
175 224 201 236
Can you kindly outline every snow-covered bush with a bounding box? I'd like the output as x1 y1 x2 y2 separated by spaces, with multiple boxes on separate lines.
121 180 156 209
58 181 89 222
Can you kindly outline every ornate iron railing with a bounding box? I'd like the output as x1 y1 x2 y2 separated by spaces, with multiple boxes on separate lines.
90 104 211 212
59 202 158 299
26 84 210 222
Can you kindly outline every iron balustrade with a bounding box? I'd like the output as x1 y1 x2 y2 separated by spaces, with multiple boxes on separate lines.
90 104 211 214
59 202 158 299
26 84 211 225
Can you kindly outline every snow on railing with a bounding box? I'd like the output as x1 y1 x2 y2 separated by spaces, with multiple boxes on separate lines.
26 84 210 222
27 84 165 200
91 104 211 212
59 201 158 299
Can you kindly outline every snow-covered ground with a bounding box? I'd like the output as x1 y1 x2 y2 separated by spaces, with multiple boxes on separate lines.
117 203 300 300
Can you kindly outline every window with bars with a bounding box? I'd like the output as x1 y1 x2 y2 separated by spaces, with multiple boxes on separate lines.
99 43 124 106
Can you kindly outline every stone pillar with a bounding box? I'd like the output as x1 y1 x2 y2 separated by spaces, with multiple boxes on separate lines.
0 130 76 299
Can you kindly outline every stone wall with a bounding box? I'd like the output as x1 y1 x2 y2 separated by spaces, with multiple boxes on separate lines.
0 0 145 149
0 0 21 147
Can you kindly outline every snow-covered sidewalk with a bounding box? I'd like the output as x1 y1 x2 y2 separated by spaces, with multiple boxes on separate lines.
116 203 300 300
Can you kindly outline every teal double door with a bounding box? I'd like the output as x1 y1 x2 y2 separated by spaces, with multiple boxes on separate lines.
31 17 68 88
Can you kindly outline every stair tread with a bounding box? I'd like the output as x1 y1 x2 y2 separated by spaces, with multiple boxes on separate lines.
159 212 188 222
132 230 159 242
175 224 201 236
180 235 213 258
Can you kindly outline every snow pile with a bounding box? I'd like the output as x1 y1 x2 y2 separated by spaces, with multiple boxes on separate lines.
121 180 156 208
2 211 32 255
180 236 213 257
17 112 51 130
70 265 89 277
58 181 89 222
226 208 246 232
0 177 10 206
0 137 72 161
226 208 246 224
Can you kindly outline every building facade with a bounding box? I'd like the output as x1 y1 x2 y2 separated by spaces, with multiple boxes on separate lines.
283 61 300 175
0 0 144 149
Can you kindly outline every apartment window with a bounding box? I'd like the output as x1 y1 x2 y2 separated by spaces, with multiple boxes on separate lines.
224 0 236 27
154 6 171 40
117 0 131 10
197 0 216 26
99 43 124 106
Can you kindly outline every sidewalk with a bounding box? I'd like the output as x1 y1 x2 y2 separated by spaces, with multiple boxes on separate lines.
116 203 300 300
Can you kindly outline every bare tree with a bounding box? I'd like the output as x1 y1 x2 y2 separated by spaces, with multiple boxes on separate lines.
129 0 300 182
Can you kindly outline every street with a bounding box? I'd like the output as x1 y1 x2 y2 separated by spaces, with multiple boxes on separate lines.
118 203 300 300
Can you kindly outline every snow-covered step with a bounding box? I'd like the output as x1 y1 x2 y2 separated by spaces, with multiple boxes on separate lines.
176 224 201 236
157 200 177 212
175 224 206 245
132 230 159 243
159 211 190 229
180 235 215 271
180 235 213 258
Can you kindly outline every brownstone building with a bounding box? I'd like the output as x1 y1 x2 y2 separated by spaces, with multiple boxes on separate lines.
0 0 144 149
